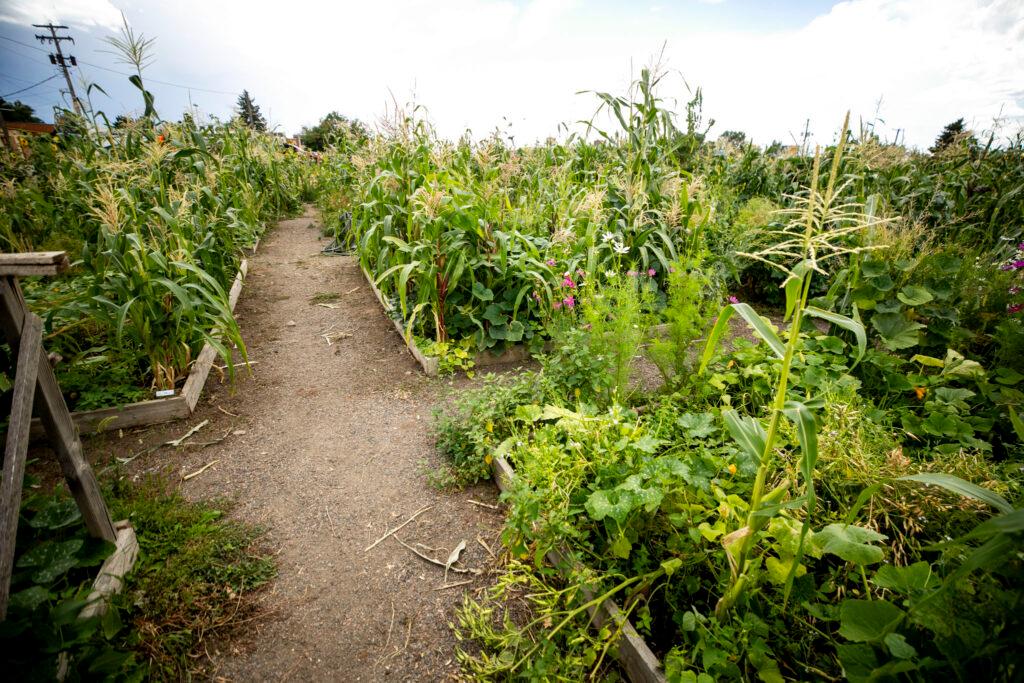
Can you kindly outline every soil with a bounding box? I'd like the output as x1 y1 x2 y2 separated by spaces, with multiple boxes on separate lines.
79 207 504 681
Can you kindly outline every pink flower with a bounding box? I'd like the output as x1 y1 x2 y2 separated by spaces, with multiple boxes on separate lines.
553 300 562 310
1010 286 1022 295
669 266 676 274
728 296 739 304
546 258 556 267
562 276 576 289
576 268 585 278
563 295 575 308
1008 303 1023 314
531 291 541 301
647 268 656 277
627 270 638 277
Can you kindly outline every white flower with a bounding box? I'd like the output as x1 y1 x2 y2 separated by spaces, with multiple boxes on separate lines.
601 231 615 243
604 269 616 279
613 240 629 254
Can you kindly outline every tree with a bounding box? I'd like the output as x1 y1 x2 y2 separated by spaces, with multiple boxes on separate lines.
0 98 43 123
930 118 976 154
236 90 267 132
719 130 747 146
299 111 368 151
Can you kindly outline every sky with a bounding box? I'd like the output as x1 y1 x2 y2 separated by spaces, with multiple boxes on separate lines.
1 0 1022 149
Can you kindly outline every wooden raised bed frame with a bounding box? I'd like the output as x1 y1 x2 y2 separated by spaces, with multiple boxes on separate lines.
29 251 253 439
361 265 534 376
490 454 666 683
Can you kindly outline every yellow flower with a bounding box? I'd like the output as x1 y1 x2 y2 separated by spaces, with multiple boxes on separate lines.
485 454 493 465
914 386 927 400
574 388 581 399
486 420 494 433
727 359 735 368
728 464 737 475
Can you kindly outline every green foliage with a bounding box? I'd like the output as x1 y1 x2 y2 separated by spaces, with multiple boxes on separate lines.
2 87 308 402
648 256 715 384
299 111 368 152
235 90 267 132
0 97 42 123
0 477 275 681
432 109 1024 681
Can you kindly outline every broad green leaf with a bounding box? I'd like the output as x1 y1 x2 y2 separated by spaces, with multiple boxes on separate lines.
870 312 923 351
16 539 85 584
838 599 905 643
9 586 50 612
813 524 886 565
677 412 717 439
586 489 632 524
860 260 887 278
732 303 785 358
781 399 818 602
766 555 806 585
27 498 81 530
471 281 494 302
723 409 767 462
896 285 934 306
884 632 917 660
1009 406 1024 442
515 404 543 423
910 354 944 368
898 473 1012 514
962 508 1024 539
609 533 632 559
699 303 784 374
872 562 936 594
804 306 867 367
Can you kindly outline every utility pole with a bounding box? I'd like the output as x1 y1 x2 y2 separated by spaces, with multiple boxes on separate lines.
33 23 82 114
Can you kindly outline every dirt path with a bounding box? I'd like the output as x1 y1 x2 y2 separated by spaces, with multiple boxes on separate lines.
105 208 502 680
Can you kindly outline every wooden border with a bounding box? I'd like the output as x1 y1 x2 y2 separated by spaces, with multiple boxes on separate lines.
79 519 138 620
489 454 666 683
360 265 440 376
29 257 252 440
360 265 542 376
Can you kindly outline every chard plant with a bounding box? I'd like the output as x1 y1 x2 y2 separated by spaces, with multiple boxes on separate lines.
699 114 882 617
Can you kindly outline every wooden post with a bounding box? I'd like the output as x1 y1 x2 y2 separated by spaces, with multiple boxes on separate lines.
0 313 42 619
0 276 117 546
0 252 130 622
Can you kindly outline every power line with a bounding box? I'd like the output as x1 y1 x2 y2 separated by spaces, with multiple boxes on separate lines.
34 23 83 114
1 74 60 98
0 35 49 53
0 34 237 97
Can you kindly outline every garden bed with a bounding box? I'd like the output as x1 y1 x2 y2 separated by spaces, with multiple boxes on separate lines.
489 453 666 683
30 254 252 439
360 265 533 376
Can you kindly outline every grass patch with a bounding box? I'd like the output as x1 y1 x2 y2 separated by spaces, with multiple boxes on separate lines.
0 474 276 681
309 291 342 304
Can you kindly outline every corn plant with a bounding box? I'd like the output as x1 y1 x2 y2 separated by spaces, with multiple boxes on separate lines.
699 114 881 617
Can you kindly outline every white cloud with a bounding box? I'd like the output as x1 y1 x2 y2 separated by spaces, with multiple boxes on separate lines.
0 0 122 30
3 0 1022 148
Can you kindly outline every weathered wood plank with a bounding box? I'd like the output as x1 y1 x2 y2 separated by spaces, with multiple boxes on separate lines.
181 259 248 412
182 344 219 413
490 454 666 683
0 312 42 619
0 277 117 544
360 265 440 376
29 395 190 440
79 521 138 620
0 251 69 276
